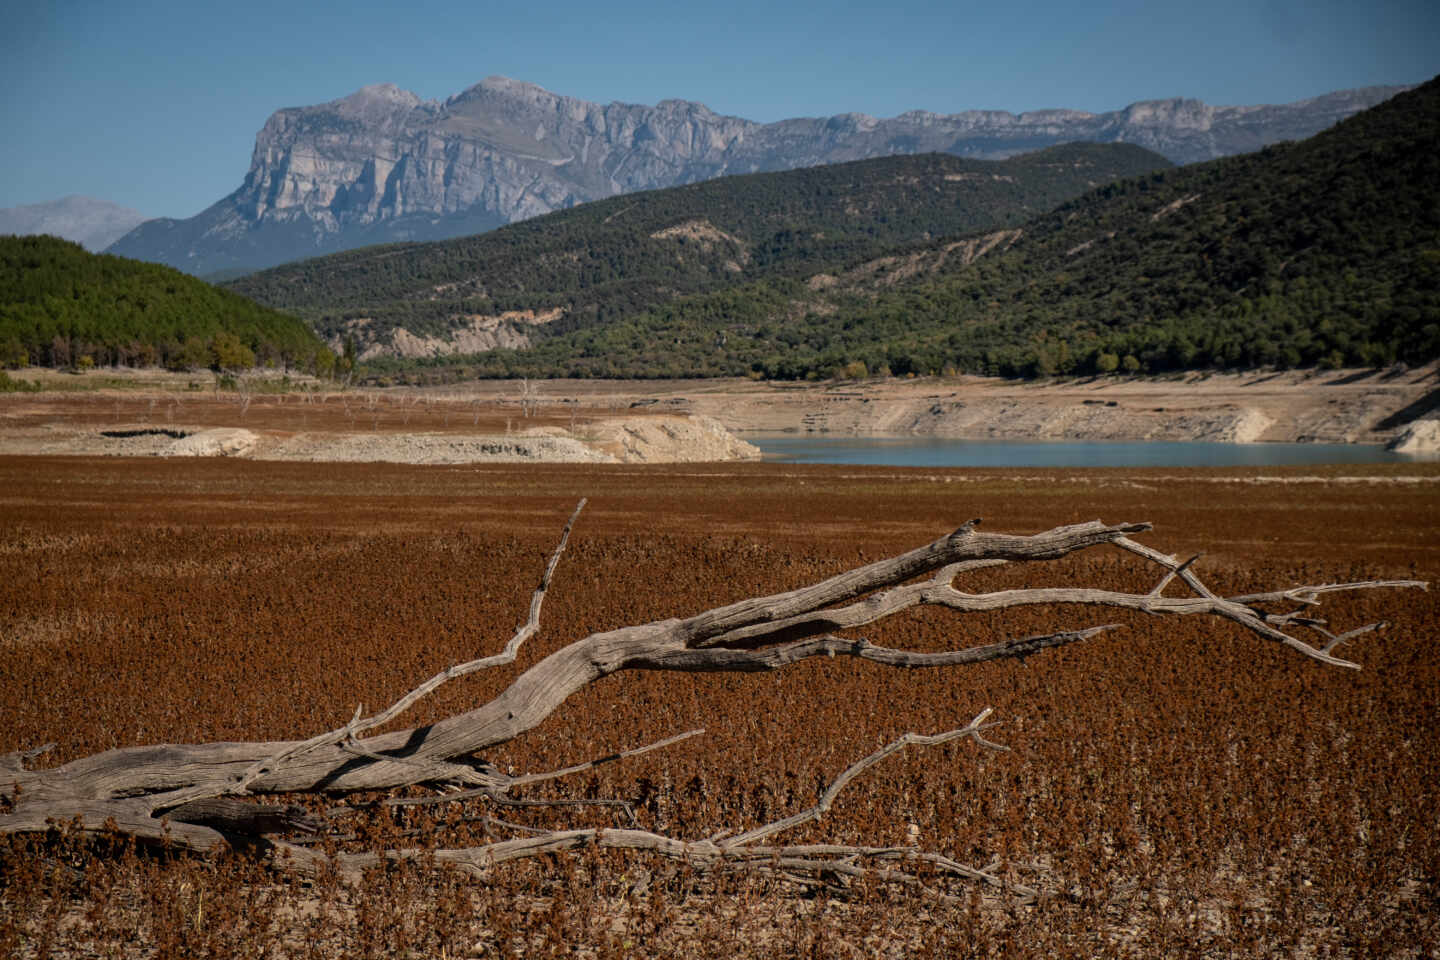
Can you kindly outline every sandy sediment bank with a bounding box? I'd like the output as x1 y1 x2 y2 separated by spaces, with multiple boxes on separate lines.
0 412 760 465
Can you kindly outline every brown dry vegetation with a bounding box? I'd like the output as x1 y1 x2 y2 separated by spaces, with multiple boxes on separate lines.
0 386 636 437
2 455 1438 958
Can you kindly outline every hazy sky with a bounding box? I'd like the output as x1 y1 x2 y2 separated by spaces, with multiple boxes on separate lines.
3 0 1437 219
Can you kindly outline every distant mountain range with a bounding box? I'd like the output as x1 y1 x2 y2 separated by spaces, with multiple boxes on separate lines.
5 78 1434 384
233 75 1439 381
0 196 147 252
104 78 1409 277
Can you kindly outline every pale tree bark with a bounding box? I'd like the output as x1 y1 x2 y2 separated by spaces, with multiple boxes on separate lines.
0 503 1425 900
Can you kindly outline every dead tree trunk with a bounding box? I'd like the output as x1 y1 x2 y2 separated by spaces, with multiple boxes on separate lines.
0 504 1424 899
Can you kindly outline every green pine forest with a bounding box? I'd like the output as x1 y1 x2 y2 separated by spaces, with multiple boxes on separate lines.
0 236 327 374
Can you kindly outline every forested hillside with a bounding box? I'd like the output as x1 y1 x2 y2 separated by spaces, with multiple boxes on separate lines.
228 144 1169 349
440 76 1439 380
0 236 325 372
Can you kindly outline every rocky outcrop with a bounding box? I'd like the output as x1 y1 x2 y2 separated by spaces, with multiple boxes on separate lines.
106 79 1410 276
345 308 563 361
1388 419 1440 454
585 415 762 463
168 428 258 457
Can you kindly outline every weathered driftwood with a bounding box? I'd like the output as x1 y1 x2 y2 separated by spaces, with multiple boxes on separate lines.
0 505 1425 900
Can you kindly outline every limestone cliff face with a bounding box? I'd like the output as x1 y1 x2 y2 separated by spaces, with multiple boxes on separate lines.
106 78 1409 276
227 77 772 237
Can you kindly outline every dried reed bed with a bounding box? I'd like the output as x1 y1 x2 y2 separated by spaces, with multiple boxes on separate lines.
2 456 1438 957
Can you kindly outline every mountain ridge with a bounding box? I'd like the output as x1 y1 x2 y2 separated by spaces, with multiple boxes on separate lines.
107 78 1410 276
0 196 148 252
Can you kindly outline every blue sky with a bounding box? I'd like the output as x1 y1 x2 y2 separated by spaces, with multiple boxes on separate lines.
3 0 1437 219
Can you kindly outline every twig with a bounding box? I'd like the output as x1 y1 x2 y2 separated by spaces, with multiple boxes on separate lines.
386 727 705 806
509 727 705 788
1230 580 1429 605
722 709 1007 847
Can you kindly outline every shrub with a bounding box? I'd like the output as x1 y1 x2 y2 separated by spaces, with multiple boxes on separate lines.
211 332 256 371
0 370 41 392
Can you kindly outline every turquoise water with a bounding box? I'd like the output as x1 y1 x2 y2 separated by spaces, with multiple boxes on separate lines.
746 434 1423 468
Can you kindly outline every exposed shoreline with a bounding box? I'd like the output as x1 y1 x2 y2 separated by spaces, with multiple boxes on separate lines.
506 364 1440 448
3 363 1438 462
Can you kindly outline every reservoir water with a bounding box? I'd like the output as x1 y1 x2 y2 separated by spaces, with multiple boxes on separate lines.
746 434 1425 468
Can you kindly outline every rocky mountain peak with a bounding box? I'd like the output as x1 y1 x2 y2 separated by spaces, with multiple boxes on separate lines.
456 75 575 112
321 82 432 130
475 75 537 95
339 82 426 111
347 82 421 102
